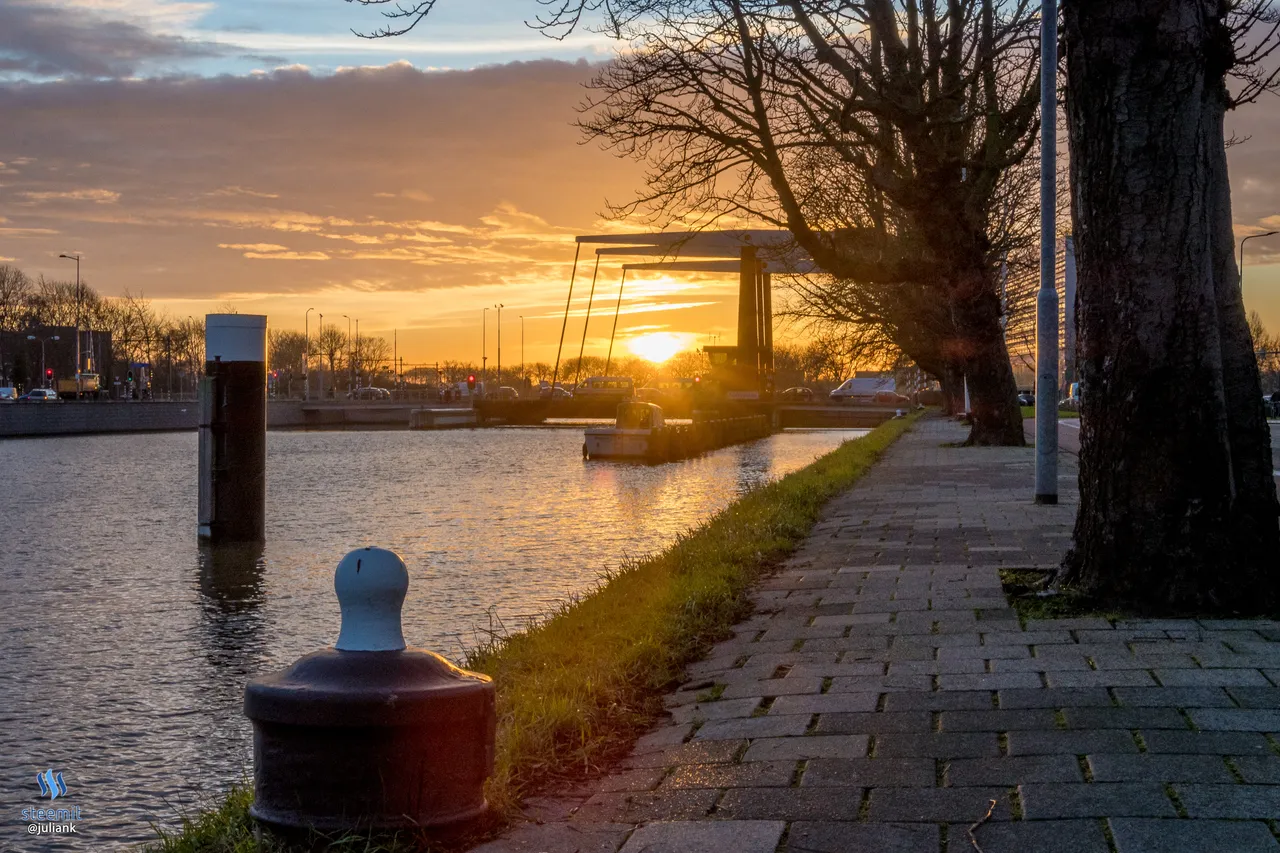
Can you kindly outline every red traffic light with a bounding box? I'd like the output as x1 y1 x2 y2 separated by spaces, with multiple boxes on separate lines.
466 374 477 390
693 375 701 383
46 369 53 377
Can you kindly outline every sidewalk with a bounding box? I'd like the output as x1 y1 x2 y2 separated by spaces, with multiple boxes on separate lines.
474 417 1280 853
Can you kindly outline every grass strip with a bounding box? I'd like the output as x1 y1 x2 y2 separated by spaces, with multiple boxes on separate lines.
1018 406 1079 419
145 411 922 852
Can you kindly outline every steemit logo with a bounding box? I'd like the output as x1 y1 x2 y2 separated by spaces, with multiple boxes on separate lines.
37 769 67 800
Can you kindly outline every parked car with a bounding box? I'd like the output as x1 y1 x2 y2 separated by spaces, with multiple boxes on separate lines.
489 386 519 401
873 390 910 405
779 386 815 402
17 388 59 402
0 387 16 403
636 387 665 404
539 384 573 400
346 386 391 400
829 377 896 404
1017 390 1035 407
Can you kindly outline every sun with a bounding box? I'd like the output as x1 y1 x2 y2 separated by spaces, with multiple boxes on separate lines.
627 332 689 363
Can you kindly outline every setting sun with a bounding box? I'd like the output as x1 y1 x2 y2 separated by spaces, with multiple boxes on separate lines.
626 331 691 363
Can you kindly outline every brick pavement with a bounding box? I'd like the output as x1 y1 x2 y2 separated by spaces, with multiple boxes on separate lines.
472 417 1280 853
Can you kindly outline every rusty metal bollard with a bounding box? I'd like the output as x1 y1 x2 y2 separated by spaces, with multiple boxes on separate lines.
244 547 495 831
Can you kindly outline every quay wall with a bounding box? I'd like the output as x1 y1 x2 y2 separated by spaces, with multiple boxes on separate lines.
0 401 316 438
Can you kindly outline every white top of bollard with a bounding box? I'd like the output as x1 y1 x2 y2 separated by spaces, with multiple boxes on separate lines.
334 547 408 652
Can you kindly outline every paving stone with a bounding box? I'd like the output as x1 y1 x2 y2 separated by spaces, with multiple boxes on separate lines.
874 732 1000 758
866 786 1013 821
828 674 935 692
783 822 940 853
887 658 988 675
1231 755 1280 783
624 739 745 769
883 690 995 711
632 724 693 752
694 714 810 741
940 709 1059 731
1186 708 1280 731
617 820 784 853
1154 668 1271 687
938 644 1032 660
741 735 869 762
998 687 1113 708
1108 818 1280 853
813 711 932 734
1046 670 1158 687
1141 730 1275 755
768 693 879 715
1019 783 1177 819
591 768 667 793
964 819 1112 853
1086 754 1235 783
1173 783 1280 818
715 787 863 821
801 757 935 787
669 698 762 725
721 677 824 700
1111 687 1235 708
660 760 794 790
469 821 631 853
574 789 718 822
940 672 1045 691
990 655 1091 672
1061 707 1190 729
1227 687 1280 708
1006 730 1139 756
946 754 1083 785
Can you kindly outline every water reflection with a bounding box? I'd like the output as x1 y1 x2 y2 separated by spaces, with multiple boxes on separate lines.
197 542 268 678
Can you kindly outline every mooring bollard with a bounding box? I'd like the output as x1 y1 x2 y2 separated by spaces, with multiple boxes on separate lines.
244 547 496 831
198 313 267 543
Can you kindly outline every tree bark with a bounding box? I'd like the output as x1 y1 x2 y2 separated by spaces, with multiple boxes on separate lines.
1061 0 1279 612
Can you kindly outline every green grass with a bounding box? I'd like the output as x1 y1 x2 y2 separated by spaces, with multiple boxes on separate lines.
1019 406 1079 419
998 568 1122 625
144 412 923 852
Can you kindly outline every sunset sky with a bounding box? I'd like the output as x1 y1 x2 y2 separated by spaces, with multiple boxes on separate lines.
3 0 1280 366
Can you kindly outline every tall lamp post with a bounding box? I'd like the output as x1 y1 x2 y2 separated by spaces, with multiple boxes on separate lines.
1033 0 1059 505
304 307 314 400
1240 230 1280 291
520 315 525 390
342 314 353 394
26 334 59 388
58 253 82 391
495 303 503 389
482 307 488 387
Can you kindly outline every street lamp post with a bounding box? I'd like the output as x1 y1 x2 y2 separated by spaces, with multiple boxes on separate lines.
520 315 525 390
1240 230 1280 291
482 307 488 388
342 314 353 394
305 307 314 400
26 334 60 388
58 253 81 392
495 303 503 389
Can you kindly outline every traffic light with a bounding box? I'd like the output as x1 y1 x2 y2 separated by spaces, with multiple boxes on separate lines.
46 369 53 378
466 374 476 392
127 370 134 383
693 375 701 384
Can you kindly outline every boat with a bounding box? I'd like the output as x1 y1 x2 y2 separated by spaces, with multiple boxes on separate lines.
583 402 670 461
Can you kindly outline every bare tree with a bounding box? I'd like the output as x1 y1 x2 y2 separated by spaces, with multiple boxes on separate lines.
0 265 32 332
579 1 1042 443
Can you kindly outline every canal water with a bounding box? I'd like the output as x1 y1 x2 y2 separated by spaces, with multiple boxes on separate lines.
0 426 866 850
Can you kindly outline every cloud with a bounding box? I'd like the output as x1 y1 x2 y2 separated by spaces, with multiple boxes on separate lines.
21 188 120 203
0 60 740 360
0 0 225 79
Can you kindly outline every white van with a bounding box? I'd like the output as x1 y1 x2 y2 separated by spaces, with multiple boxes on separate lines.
573 376 635 399
829 377 895 405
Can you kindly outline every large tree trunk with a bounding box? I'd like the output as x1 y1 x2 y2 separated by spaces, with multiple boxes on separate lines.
947 278 1026 446
939 359 966 416
1061 0 1279 612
